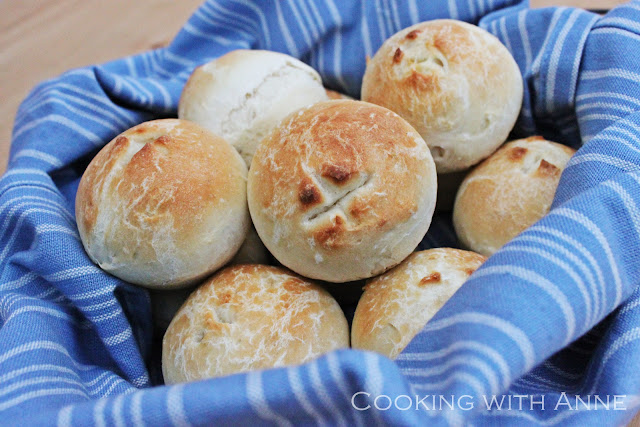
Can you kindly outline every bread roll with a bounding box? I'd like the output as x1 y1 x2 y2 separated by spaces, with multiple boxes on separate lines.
361 20 523 173
325 88 354 100
76 119 249 289
453 136 576 256
162 264 349 383
179 49 328 166
352 248 486 359
248 99 438 283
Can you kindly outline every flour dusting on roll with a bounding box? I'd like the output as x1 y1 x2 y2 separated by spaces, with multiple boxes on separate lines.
162 264 349 383
179 49 328 166
352 248 486 359
248 99 438 283
75 119 249 289
453 136 576 256
362 20 523 173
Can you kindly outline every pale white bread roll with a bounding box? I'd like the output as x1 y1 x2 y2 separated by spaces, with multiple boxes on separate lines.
75 119 249 289
361 20 523 173
351 248 486 359
178 49 329 166
453 136 576 256
247 99 438 283
162 264 349 383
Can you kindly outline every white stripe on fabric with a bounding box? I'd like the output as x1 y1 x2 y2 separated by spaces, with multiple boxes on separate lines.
577 91 640 107
5 306 91 329
568 15 598 105
112 393 127 427
545 9 581 114
17 98 121 134
363 353 385 427
12 149 63 167
274 1 299 57
591 26 640 43
230 0 272 48
576 101 636 115
308 359 347 427
530 8 564 112
582 67 640 83
182 22 237 46
567 153 640 172
514 235 600 324
619 294 640 316
57 405 74 427
246 371 293 427
2 168 51 178
131 390 146 427
0 376 86 400
529 225 606 316
401 355 500 395
360 1 373 58
287 366 329 426
408 0 419 23
166 384 191 427
553 207 623 307
518 11 533 70
102 328 133 347
421 312 536 371
12 114 103 145
325 352 363 427
398 340 511 390
325 0 349 91
0 387 89 412
472 266 576 345
35 224 80 239
500 245 593 326
94 396 108 427
411 371 486 397
447 0 459 20
42 266 105 282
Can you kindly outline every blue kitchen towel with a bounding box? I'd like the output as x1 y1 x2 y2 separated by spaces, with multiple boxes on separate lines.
2 0 640 425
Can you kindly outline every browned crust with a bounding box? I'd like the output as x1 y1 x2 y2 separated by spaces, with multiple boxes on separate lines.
249 100 429 251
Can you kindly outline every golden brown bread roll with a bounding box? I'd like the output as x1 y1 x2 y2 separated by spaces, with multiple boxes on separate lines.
162 264 349 383
179 49 328 166
352 248 486 359
361 19 523 173
75 119 249 289
453 136 576 256
247 99 438 283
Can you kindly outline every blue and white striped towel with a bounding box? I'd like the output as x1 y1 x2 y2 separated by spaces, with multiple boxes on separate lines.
2 0 640 425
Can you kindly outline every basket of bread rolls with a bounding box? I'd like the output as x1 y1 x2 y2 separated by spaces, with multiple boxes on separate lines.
3 1 640 426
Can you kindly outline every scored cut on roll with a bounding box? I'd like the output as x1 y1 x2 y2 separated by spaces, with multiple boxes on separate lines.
453 136 576 256
162 264 349 384
361 19 523 173
247 99 438 283
179 49 329 166
351 248 486 359
75 119 249 289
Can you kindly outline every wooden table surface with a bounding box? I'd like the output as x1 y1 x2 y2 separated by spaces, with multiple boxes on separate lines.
0 1 638 425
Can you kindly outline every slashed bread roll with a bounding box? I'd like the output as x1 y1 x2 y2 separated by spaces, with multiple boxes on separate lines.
361 20 523 173
75 119 249 289
352 248 486 359
162 264 349 383
179 49 328 166
453 136 576 256
247 100 438 283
